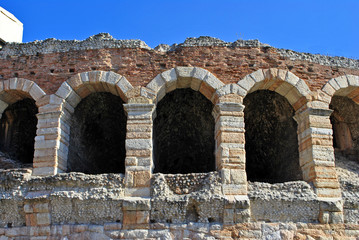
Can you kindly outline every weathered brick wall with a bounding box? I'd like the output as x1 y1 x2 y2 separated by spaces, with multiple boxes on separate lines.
0 35 358 95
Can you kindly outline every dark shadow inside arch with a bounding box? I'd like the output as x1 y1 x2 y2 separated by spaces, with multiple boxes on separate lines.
330 96 359 162
67 92 126 174
244 90 301 183
153 88 215 174
0 98 38 168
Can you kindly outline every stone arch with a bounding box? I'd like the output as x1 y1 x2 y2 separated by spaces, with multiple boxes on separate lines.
0 78 45 168
237 68 311 110
322 75 359 102
147 67 224 173
238 69 310 183
322 75 359 163
51 71 133 174
146 67 225 104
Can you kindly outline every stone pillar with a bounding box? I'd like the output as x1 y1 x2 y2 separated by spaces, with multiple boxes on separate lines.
123 103 155 197
32 95 71 176
212 100 250 224
295 107 343 223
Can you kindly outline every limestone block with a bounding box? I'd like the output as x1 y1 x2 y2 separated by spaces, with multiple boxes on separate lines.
249 69 265 83
308 100 330 109
203 72 224 90
55 82 73 100
215 116 244 133
22 79 34 93
176 66 194 88
88 71 102 83
315 187 342 198
322 83 336 97
347 74 359 87
311 145 335 161
334 75 349 89
117 76 133 100
9 78 18 90
284 85 302 105
319 199 343 212
329 78 340 90
218 132 245 144
140 87 156 102
193 67 209 81
29 84 46 101
316 90 332 104
36 213 51 226
330 212 344 224
127 131 152 139
35 139 60 150
263 68 278 80
161 68 177 92
237 75 255 91
32 167 57 176
313 179 340 189
66 90 81 108
122 198 151 211
277 69 287 81
230 169 247 184
133 170 151 187
124 187 150 197
295 80 311 96
80 72 89 83
217 84 246 97
222 184 247 195
283 72 299 87
125 157 138 166
67 74 83 90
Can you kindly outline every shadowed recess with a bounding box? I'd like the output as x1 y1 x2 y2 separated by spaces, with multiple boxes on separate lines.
244 90 301 183
0 98 38 165
330 96 359 161
153 88 215 174
68 92 126 174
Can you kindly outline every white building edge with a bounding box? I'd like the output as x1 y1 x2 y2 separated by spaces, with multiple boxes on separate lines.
0 6 23 44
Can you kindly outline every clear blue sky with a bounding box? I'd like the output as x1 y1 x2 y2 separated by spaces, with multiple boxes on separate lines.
1 0 358 59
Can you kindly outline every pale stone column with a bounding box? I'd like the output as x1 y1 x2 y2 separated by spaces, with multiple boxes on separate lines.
213 98 250 224
295 107 343 223
32 95 71 176
123 103 155 197
213 101 246 195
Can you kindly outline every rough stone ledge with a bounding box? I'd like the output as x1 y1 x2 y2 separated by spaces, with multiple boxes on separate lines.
1 34 357 70
0 33 151 58
248 181 317 201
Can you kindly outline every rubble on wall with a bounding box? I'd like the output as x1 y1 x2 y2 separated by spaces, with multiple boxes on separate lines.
0 34 358 70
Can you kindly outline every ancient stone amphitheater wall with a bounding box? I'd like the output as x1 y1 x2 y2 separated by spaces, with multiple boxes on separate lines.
0 34 359 239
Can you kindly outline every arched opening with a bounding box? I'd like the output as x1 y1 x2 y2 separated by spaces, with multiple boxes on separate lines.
244 90 301 183
330 96 359 162
0 98 38 168
153 88 215 173
67 92 126 174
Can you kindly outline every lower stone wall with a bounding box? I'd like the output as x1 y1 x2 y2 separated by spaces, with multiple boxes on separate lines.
1 168 359 239
1 222 359 239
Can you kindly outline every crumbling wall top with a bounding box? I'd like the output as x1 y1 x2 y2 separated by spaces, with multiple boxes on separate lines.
0 34 357 70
